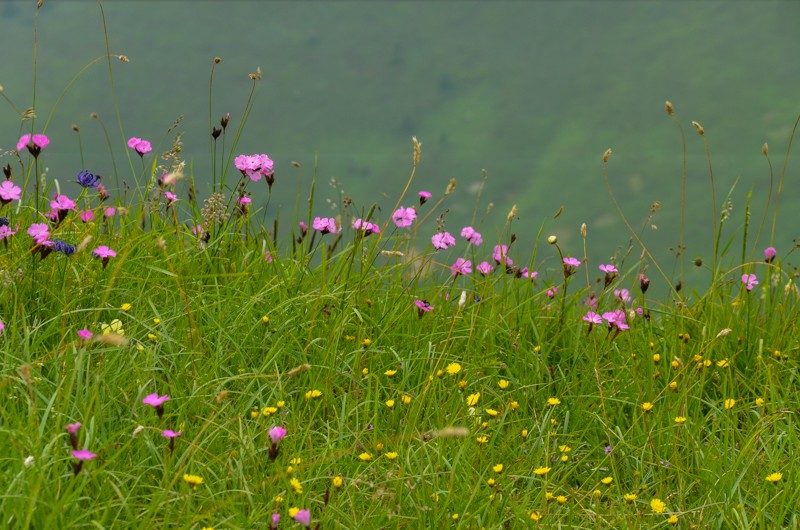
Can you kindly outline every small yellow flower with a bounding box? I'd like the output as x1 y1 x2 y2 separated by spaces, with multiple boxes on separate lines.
547 397 561 406
344 334 354 341
290 457 302 465
559 445 571 453
487 478 496 486
556 495 567 504
530 511 542 521
276 400 285 408
545 491 554 501
147 333 158 341
533 345 541 353
667 515 678 525
649 341 655 350
534 467 551 476
755 397 765 407
703 359 712 367
332 475 343 488
671 359 681 369
262 406 277 416
593 489 602 497
624 493 637 501
509 400 519 410
362 367 369 376
288 507 299 518
274 496 284 504
400 394 412 404
285 465 294 475
375 442 383 452
384 369 397 377
120 303 132 312
521 429 529 438
492 464 503 473
642 402 654 412
289 477 302 493
249 410 259 419
436 369 444 377
724 398 735 410
183 473 204 488
305 389 322 400
765 472 782 483
101 319 125 336
600 476 613 485
385 399 395 408
458 380 467 390
486 408 499 417
652 354 660 363
261 315 270 324
201 527 214 530
717 358 730 368
357 452 373 461
451 513 459 520
674 416 686 425
668 381 678 391
498 379 509 389
650 498 666 513
361 338 371 347
445 362 461 375
152 318 160 324
560 454 568 462
476 435 489 444
466 392 480 406
385 452 398 460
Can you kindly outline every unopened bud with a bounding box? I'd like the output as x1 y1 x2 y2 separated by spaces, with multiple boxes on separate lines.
665 101 674 115
761 143 768 156
580 223 587 238
547 235 558 245
71 124 79 132
692 121 704 135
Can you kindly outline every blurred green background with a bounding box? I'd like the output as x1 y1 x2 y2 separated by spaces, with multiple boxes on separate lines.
2 1 798 288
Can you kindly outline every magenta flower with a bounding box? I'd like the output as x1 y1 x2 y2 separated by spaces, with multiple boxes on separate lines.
391 206 417 228
0 181 21 204
264 251 273 264
234 153 275 185
599 264 617 274
742 273 759 291
583 311 603 325
639 274 650 294
65 422 81 450
17 133 49 158
0 320 4 333
104 207 116 218
415 299 433 312
602 309 629 331
27 223 50 245
614 288 631 304
77 329 92 340
93 246 117 269
492 245 513 266
477 261 494 276
239 196 252 205
268 426 287 445
546 287 558 298
71 449 96 461
460 226 483 246
521 267 538 280
563 257 581 268
431 231 455 250
353 218 380 234
165 191 177 203
270 513 280 529
0 225 18 240
764 246 776 263
80 210 95 223
293 509 311 528
163 429 182 453
127 137 152 156
312 217 340 235
50 194 76 211
450 258 472 277
143 393 170 419
418 190 431 205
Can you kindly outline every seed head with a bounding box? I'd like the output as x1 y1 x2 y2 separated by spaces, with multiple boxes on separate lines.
580 223 587 238
412 136 422 166
603 148 612 163
445 178 456 195
691 121 704 136
665 101 674 115
761 143 768 156
118 55 129 63
214 56 222 64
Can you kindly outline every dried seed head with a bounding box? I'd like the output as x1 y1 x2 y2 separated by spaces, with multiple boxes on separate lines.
118 55 129 63
77 235 93 253
580 223 587 238
90 112 98 119
37 0 43 8
692 121 704 135
603 148 612 163
248 73 257 80
412 136 422 166
22 108 36 121
291 161 301 168
665 101 674 115
71 124 80 132
214 56 221 64
486 202 494 214
762 143 768 156
0 85 4 93
507 204 518 222
445 178 456 195
256 66 262 80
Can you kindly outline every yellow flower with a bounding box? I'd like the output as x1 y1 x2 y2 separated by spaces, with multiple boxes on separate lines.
101 319 125 336
674 416 686 425
593 489 602 497
343 335 354 341
667 515 678 525
333 475 343 488
357 452 373 461
458 380 467 389
261 315 270 324
384 369 397 377
385 452 398 460
671 359 681 369
183 473 204 488
305 389 322 400
290 457 302 465
560 454 568 462
120 303 132 312
487 478 496 486
755 397 765 407
765 472 782 483
492 464 503 473
642 402 654 412
375 442 383 451
547 397 560 406
476 435 488 444
486 408 499 417
668 381 678 391
624 493 637 501
530 511 542 521
152 318 160 324
289 477 302 493
521 429 529 438
534 467 551 475
276 400 285 408
556 495 567 504
288 507 299 518
545 491 554 501
509 400 519 410
445 362 461 375
466 392 480 406
652 354 660 363
724 398 735 410
361 338 371 347
385 399 395 408
533 345 541 353
249 410 259 419
286 466 294 475
262 406 277 416
201 527 214 530
600 476 613 485
717 358 730 368
451 513 459 520
147 333 158 341
498 379 509 389
559 445 571 453
400 394 412 405
650 498 666 513
274 496 284 504
362 367 369 376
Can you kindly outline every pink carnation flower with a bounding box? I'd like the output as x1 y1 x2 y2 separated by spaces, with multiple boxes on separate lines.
0 181 22 203
431 231 455 250
93 246 117 259
17 133 49 153
391 206 416 228
127 137 152 155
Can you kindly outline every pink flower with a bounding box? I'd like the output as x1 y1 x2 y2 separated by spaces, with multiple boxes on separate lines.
239 196 252 205
477 261 494 275
353 218 380 234
492 245 512 266
599 264 617 274
27 223 50 244
391 206 416 228
418 190 431 205
431 231 455 250
602 309 629 330
93 246 117 259
65 422 82 435
270 514 280 529
165 191 177 203
563 257 581 268
546 287 558 298
0 181 21 203
71 449 97 461
298 221 308 234
583 311 602 325
521 267 538 280
162 430 182 438
312 217 340 235
0 225 18 240
80 210 95 223
77 329 92 340
235 153 274 182
742 273 759 291
0 321 4 333
614 288 631 304
460 226 483 246
104 207 116 218
50 194 76 211
451 258 472 276
17 133 49 156
415 299 433 312
268 426 287 445
142 393 170 407
127 137 152 155
293 509 311 528
764 247 776 263
264 251 273 264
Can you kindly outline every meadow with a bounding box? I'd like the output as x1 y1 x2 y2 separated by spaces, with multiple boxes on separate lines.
1 3 799 529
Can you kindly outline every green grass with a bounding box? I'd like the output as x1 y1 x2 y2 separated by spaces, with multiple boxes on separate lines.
1 3 799 529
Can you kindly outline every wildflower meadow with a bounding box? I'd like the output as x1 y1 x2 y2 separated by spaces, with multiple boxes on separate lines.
1 3 799 529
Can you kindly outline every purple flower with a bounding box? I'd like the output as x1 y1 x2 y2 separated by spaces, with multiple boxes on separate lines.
268 426 287 445
604 445 612 455
450 258 472 276
764 247 776 263
127 137 152 156
76 170 100 188
460 226 483 246
492 245 513 266
742 274 759 291
312 217 340 235
476 261 494 276
431 231 455 250
293 509 311 528
391 206 416 228
0 181 21 203
71 449 96 461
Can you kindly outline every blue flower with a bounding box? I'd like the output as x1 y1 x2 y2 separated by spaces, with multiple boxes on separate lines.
52 239 76 256
76 170 100 188
0 217 8 228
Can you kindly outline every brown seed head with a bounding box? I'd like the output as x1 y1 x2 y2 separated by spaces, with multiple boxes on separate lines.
214 56 221 64
412 136 422 166
580 223 587 238
72 124 80 132
691 121 704 135
761 143 768 156
445 178 457 195
507 204 518 222
291 161 301 168
90 112 98 119
665 101 674 115
603 148 612 163
118 55 129 63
